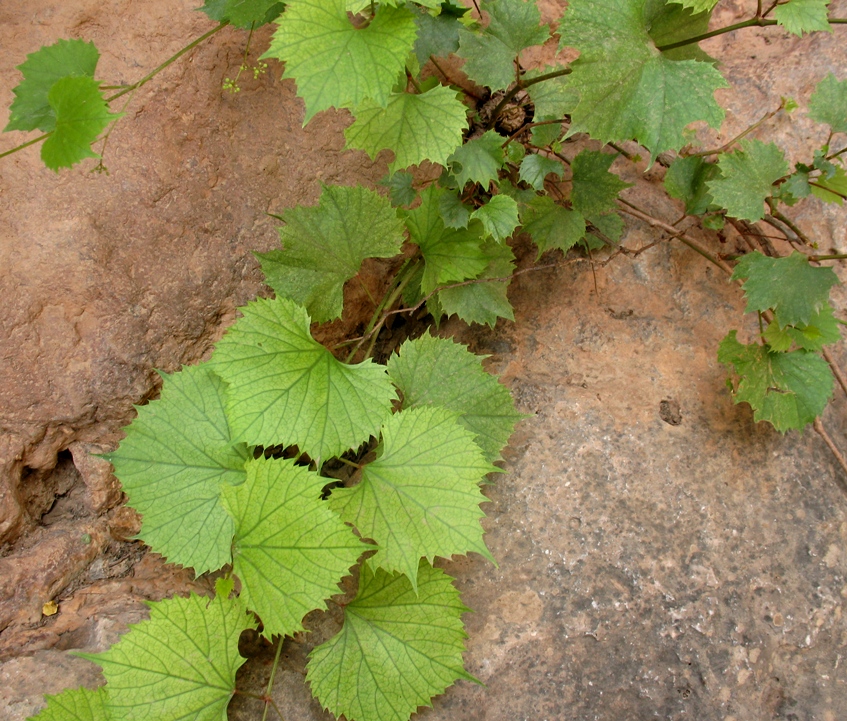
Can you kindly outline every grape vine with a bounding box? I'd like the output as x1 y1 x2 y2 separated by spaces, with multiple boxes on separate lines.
6 1 847 720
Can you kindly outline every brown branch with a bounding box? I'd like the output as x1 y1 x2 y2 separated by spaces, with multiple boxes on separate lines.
814 418 847 492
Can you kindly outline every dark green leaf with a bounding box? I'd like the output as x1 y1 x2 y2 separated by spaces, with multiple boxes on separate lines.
520 195 586 256
518 153 563 190
439 191 472 229
664 155 718 215
708 140 789 221
570 149 632 216
382 170 418 207
198 0 284 27
447 130 506 188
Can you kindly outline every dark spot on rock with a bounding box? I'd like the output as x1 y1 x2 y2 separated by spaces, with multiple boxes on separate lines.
660 398 682 426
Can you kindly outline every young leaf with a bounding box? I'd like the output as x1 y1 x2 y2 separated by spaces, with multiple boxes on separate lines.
83 579 256 721
41 77 120 172
257 185 405 322
520 195 586 256
447 130 506 189
388 330 522 461
222 457 367 639
434 239 517 327
570 149 632 216
106 363 248 575
471 195 520 241
328 406 495 587
263 0 417 121
457 0 550 91
307 561 475 721
27 687 109 721
773 0 831 37
732 251 839 327
708 140 789 221
198 0 284 27
209 297 396 460
345 85 468 172
775 169 812 206
518 153 564 190
719 331 833 432
5 38 99 133
559 0 727 159
664 155 718 215
763 305 841 352
382 170 417 207
413 0 470 65
808 73 847 133
404 186 488 294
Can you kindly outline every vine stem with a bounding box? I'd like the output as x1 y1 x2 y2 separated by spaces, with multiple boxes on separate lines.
814 418 847 490
0 21 229 161
685 106 783 158
656 17 847 52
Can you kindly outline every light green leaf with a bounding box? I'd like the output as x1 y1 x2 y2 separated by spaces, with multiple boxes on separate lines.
106 363 248 575
307 561 474 721
774 0 831 37
345 84 468 172
732 251 839 327
668 0 719 11
471 195 519 241
809 73 847 133
222 457 367 638
447 130 506 188
257 185 405 323
198 0 284 27
5 38 99 133
388 330 522 460
329 406 495 587
404 186 489 294
518 153 563 190
763 305 841 352
458 0 550 91
84 579 256 721
520 195 586 256
263 0 417 121
382 170 417 207
719 331 833 432
570 149 632 216
27 687 108 721
559 0 727 159
413 0 470 65
665 155 718 215
433 239 516 327
41 76 120 172
209 297 396 460
708 140 789 221
811 165 847 205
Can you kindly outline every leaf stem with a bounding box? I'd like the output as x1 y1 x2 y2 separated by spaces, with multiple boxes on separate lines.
260 637 286 721
809 181 847 200
0 132 50 161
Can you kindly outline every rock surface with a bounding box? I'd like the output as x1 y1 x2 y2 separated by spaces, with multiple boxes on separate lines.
1 1 846 720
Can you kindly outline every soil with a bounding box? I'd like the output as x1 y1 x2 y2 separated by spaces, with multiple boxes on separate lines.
1 1 846 720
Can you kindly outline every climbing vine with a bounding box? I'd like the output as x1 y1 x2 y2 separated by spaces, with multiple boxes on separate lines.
6 1 847 720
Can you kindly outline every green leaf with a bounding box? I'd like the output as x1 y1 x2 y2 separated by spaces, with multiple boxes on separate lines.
307 561 474 721
5 38 99 133
27 687 109 721
40 76 120 172
404 186 488 294
809 73 847 133
587 212 625 244
413 1 470 65
718 331 833 432
732 251 839 327
263 0 418 121
106 363 248 575
763 306 841 352
518 153 563 190
708 140 789 221
209 296 396 460
457 0 550 91
439 191 472 229
525 67 579 120
647 0 716 63
559 0 727 159
257 185 405 323
664 155 718 215
471 195 519 241
447 130 506 188
329 406 494 586
530 122 562 148
570 149 632 216
668 0 719 12
774 0 831 37
198 0 284 27
382 170 417 207
434 239 516 327
222 457 367 638
811 165 847 205
83 579 255 721
388 330 522 461
775 169 812 206
520 195 586 256
345 85 469 172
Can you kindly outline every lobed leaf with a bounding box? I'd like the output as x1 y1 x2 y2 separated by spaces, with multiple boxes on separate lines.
106 363 248 575
307 561 475 721
518 153 563 190
773 0 831 37
209 296 396 460
447 130 506 189
328 406 495 588
413 0 470 65
570 149 632 217
257 185 405 322
664 155 718 215
471 195 520 242
27 687 109 721
809 73 847 133
708 140 789 221
198 0 284 27
520 195 586 256
762 305 841 353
